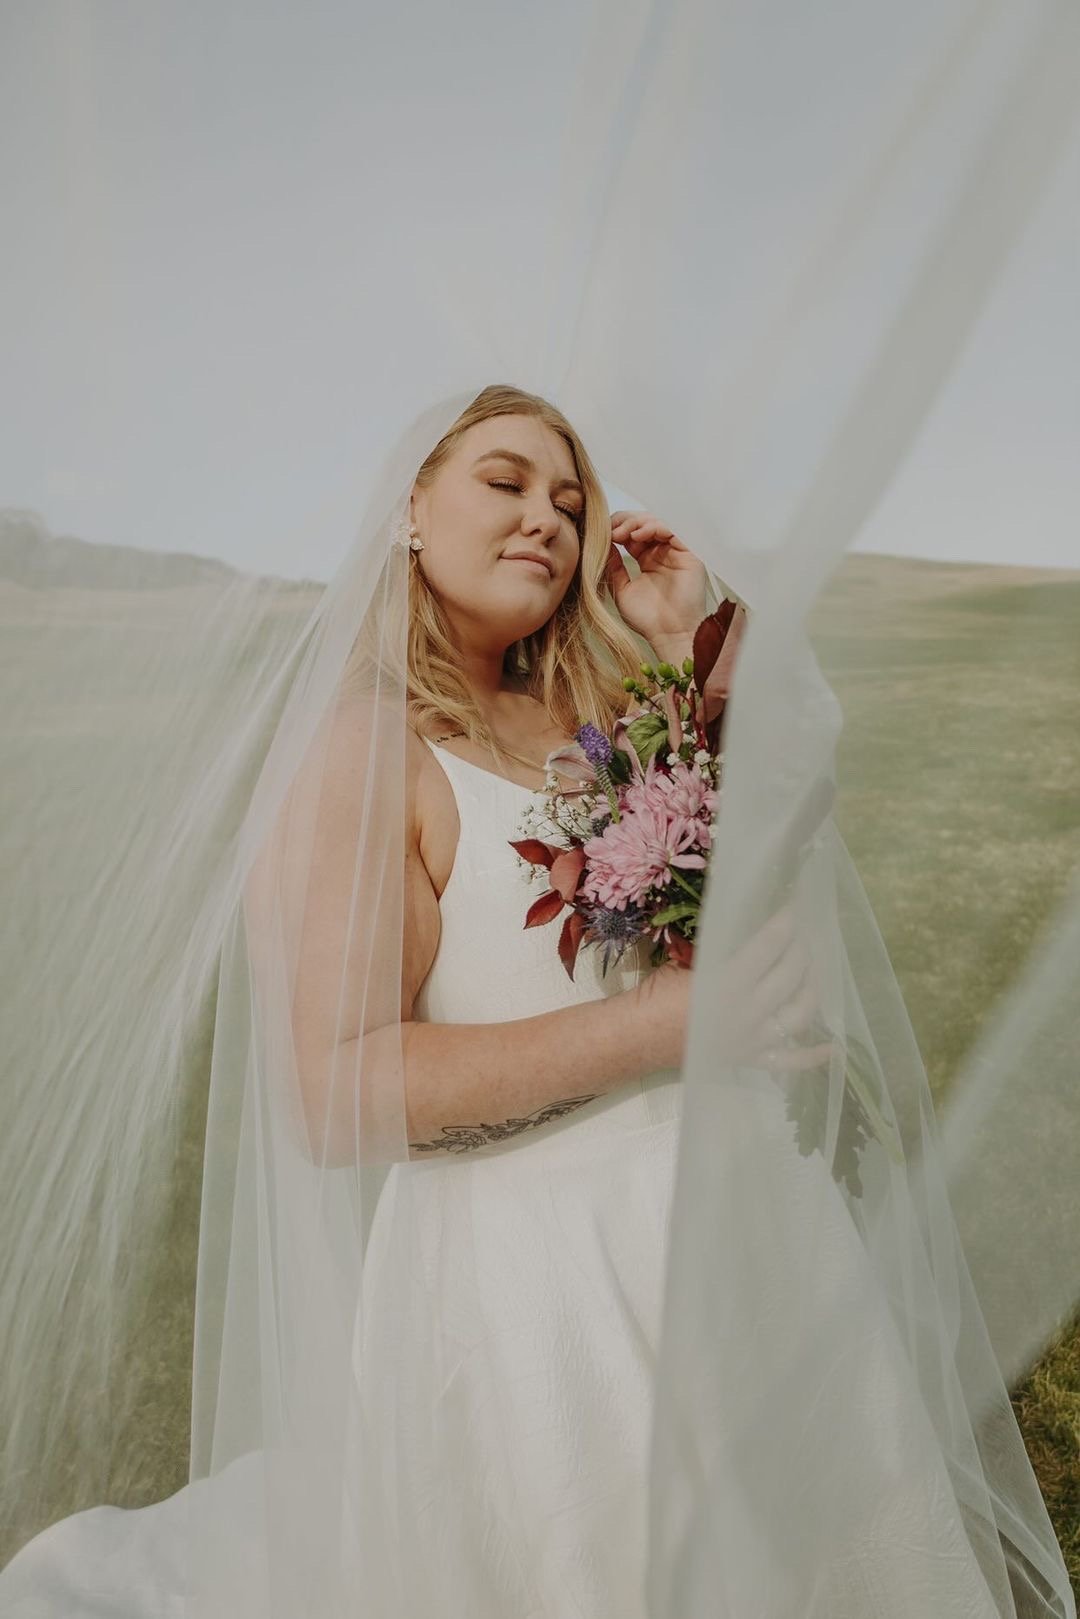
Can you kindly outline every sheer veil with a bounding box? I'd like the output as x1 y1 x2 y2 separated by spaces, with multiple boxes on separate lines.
1 2 1078 1615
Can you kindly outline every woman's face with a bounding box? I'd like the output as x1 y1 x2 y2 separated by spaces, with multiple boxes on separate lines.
410 413 584 651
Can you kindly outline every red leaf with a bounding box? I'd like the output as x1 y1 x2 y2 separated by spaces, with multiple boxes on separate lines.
692 601 748 744
558 910 587 980
549 847 586 903
691 601 737 697
525 889 567 928
508 838 556 869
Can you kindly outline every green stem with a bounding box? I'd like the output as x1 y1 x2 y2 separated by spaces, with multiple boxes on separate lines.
668 866 703 903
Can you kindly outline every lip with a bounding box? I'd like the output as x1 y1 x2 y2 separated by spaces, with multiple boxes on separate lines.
503 553 554 577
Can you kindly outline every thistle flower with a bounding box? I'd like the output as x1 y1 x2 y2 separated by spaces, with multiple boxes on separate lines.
579 898 650 972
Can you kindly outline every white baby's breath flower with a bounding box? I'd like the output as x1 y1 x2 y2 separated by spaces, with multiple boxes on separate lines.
511 783 608 892
511 795 579 887
573 812 597 843
694 748 711 765
518 857 550 888
666 752 680 766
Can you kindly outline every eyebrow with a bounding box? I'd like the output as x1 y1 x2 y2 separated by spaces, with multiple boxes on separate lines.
472 449 584 499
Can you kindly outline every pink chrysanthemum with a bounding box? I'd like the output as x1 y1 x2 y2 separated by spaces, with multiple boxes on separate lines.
581 755 715 911
634 755 718 821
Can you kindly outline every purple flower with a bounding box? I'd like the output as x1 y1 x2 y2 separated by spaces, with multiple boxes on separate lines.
575 723 613 768
579 898 650 972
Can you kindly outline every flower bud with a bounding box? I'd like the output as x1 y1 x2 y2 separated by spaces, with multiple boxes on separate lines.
682 656 695 676
639 661 655 677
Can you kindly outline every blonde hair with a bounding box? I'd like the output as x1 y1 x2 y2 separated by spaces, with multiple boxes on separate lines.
403 382 648 775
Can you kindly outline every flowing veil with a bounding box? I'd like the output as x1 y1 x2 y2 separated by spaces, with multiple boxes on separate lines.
1 2 1078 1615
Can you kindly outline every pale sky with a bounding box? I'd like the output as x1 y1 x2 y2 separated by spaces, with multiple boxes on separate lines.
1 5 1076 581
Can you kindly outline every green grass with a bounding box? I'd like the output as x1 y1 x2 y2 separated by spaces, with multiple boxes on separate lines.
810 551 1080 1585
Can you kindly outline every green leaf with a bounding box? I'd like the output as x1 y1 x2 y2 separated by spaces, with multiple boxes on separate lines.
624 712 667 753
650 901 698 926
606 747 633 785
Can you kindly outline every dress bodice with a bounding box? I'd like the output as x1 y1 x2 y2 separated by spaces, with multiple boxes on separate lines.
412 732 681 1144
414 736 650 1024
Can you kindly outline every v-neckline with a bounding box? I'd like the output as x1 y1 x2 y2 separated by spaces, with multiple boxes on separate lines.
423 738 542 795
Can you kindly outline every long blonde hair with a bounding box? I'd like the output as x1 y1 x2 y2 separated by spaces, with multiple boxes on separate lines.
404 383 647 774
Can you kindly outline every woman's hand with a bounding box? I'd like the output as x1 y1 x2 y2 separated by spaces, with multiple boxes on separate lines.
606 510 709 651
631 906 835 1076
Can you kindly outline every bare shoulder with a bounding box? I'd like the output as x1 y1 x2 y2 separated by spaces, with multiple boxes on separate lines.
403 725 445 1013
312 693 429 825
314 705 444 1015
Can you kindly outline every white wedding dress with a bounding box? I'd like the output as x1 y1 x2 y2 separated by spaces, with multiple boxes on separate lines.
0 739 681 1619
0 739 1015 1616
346 739 684 1617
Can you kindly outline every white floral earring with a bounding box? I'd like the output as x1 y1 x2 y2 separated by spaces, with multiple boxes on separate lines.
392 512 424 552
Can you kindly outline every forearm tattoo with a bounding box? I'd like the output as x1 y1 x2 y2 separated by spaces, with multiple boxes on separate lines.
409 1093 601 1155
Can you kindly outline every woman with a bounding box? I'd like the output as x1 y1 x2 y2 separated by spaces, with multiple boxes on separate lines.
4 0 1079 1608
1 382 1074 1617
335 385 1063 1617
335 385 835 1612
0 376 824 1616
0 380 825 1616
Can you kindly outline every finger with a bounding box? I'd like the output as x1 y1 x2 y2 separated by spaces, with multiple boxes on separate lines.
610 510 641 529
761 1041 836 1073
619 532 662 559
750 943 809 1025
621 531 663 556
765 979 819 1040
606 543 632 588
623 530 675 556
739 907 797 974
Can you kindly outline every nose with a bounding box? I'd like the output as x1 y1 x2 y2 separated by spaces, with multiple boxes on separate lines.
522 501 562 543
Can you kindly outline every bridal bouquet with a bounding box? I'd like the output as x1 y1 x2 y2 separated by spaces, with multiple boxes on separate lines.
508 600 904 1196
509 600 740 980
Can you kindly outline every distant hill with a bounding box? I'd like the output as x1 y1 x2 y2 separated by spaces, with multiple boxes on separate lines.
0 509 242 590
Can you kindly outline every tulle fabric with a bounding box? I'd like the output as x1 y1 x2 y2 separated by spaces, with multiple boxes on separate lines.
1 2 1078 1614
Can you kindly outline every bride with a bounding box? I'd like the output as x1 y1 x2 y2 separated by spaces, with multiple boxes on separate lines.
344 390 834 1612
3 383 1071 1618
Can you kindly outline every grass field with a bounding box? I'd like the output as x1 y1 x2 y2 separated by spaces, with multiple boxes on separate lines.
4 543 1078 1588
810 551 1080 1586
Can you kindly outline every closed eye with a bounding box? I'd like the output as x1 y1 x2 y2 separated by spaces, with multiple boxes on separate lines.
489 479 580 523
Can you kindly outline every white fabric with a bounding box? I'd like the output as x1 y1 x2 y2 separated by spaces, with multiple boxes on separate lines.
3 4 1079 1615
2 737 1010 1618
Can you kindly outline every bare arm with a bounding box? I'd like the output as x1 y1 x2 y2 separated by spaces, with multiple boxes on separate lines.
374 982 674 1159
288 701 823 1168
379 731 676 1159
281 702 674 1167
